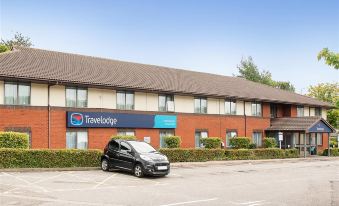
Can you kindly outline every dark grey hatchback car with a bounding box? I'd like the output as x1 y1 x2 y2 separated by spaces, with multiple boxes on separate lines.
101 139 170 177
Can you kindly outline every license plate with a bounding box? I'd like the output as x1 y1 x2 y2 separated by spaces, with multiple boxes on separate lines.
157 166 168 170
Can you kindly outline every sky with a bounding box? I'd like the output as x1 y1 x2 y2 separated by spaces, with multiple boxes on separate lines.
1 0 338 94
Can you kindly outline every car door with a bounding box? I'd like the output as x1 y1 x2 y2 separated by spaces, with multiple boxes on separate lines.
107 140 121 168
117 141 135 171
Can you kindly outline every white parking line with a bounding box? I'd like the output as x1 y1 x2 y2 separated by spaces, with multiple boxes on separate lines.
159 198 218 206
92 173 117 189
229 200 266 206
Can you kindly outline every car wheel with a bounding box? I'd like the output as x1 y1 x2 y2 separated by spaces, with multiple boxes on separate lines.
134 164 144 178
101 158 109 171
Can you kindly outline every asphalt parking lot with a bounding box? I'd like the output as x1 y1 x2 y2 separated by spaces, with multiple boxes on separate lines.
1 158 339 206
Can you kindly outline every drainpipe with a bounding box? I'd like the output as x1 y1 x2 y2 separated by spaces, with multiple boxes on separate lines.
48 84 51 149
244 102 247 137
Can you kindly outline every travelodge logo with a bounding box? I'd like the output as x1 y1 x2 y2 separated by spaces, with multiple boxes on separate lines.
71 113 83 126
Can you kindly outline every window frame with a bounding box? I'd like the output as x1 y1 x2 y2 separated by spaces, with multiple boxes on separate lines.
159 129 175 148
252 131 263 147
225 99 236 115
195 129 208 148
4 81 31 106
65 87 88 108
117 129 135 136
270 104 278 118
251 102 262 117
297 105 304 117
116 90 135 110
226 129 238 148
194 97 207 114
66 130 88 149
158 94 174 112
314 107 322 116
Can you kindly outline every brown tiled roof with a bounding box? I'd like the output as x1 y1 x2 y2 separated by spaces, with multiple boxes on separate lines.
266 117 334 131
0 47 332 107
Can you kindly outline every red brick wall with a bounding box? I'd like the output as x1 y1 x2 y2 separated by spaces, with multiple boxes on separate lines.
290 105 297 117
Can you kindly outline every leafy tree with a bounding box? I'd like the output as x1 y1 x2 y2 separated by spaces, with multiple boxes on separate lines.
317 48 339 70
1 32 33 50
237 57 295 92
307 82 339 128
0 44 9 53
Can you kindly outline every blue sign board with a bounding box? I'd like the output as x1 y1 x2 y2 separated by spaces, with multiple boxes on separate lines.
308 120 333 133
67 112 177 129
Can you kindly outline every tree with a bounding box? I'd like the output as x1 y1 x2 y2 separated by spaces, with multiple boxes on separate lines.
236 57 295 92
307 82 339 128
0 44 9 53
1 32 33 50
317 48 339 70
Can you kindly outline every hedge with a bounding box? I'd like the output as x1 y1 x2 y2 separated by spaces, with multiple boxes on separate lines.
159 148 225 162
200 137 222 149
164 136 181 148
323 148 339 156
224 148 299 160
230 137 250 149
263 138 277 148
0 149 102 168
111 135 137 141
159 148 299 162
0 132 29 149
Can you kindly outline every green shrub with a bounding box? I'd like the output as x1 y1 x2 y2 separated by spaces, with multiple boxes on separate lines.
200 137 222 149
229 137 250 149
0 44 9 53
323 148 339 156
111 135 137 141
0 132 29 149
164 136 181 148
263 137 277 148
249 143 257 149
224 148 298 160
159 148 225 162
0 149 102 168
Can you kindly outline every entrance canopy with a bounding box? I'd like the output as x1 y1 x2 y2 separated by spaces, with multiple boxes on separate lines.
266 117 335 133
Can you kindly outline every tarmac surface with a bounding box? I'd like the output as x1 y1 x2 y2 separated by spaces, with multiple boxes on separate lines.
1 157 339 206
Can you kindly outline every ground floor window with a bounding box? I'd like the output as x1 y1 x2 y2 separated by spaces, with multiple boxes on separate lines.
195 130 208 148
66 131 88 149
117 129 135 136
317 133 322 145
252 131 262 147
226 130 237 147
159 129 175 148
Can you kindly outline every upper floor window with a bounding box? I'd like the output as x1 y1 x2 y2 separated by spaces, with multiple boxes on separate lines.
117 129 135 136
315 107 322 116
117 91 134 110
225 99 236 115
159 94 174 112
251 102 262 117
270 104 277 118
297 105 304 117
194 97 207 114
4 82 30 105
66 87 87 107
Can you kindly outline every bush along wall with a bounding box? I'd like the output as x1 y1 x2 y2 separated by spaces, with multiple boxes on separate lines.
111 135 137 141
263 137 277 148
0 149 102 168
0 132 29 149
200 137 222 149
229 137 250 149
323 148 339 156
164 136 181 148
159 148 225 162
224 148 299 160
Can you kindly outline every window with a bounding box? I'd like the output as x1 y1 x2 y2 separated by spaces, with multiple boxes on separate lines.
270 104 277 118
159 129 174 148
194 97 207 114
252 132 262 147
315 107 322 116
117 91 134 110
117 129 135 136
297 105 304 117
251 102 262 116
66 131 88 149
4 82 30 105
120 142 132 152
109 140 119 151
225 100 236 115
317 133 322 145
159 94 174 112
66 87 87 107
226 130 237 147
195 130 208 148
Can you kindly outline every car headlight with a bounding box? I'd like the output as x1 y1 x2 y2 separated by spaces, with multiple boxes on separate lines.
140 155 153 162
163 156 168 161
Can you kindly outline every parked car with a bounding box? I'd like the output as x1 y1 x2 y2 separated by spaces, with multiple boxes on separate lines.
101 139 170 177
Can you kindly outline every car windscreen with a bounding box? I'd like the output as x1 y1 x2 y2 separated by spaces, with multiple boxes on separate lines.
128 141 156 153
